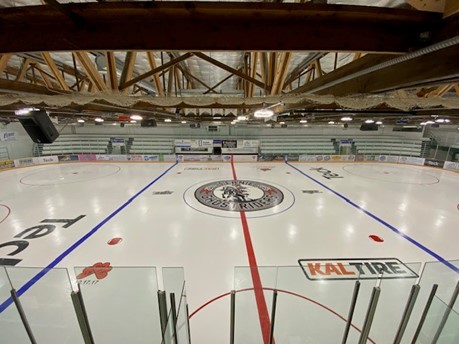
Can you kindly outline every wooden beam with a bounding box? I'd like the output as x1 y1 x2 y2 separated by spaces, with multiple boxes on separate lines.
444 0 459 17
42 52 70 91
0 2 444 53
426 83 455 97
120 52 193 90
119 51 137 93
105 51 118 90
146 52 164 96
290 54 394 94
0 79 69 95
15 58 31 81
247 52 259 98
308 45 459 96
74 52 107 91
455 84 459 96
194 52 267 91
0 54 12 74
203 72 234 95
271 52 292 95
406 0 445 13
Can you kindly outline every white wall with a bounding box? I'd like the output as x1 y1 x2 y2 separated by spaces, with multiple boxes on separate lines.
0 122 35 160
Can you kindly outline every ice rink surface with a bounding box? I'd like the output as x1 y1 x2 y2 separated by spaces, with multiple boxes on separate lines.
0 161 458 343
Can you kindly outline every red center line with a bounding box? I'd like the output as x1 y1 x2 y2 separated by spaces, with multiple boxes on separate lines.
230 156 272 344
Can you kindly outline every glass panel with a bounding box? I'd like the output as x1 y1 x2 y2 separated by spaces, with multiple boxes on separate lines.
274 265 358 344
5 266 84 344
233 266 278 344
75 266 162 344
176 283 191 344
0 266 30 344
418 296 459 343
419 260 459 312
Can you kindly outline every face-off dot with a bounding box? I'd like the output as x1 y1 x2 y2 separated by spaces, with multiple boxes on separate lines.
369 235 384 243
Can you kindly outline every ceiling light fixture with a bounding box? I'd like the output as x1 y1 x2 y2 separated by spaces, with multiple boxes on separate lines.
254 109 274 118
328 121 335 125
341 116 353 122
130 115 143 121
130 120 137 123
376 121 383 125
365 119 374 123
237 115 247 121
77 119 85 123
300 119 307 123
94 118 104 122
164 119 172 122
15 108 39 116
181 120 187 124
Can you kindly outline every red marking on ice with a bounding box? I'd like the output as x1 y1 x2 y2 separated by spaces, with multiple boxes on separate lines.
369 235 384 243
200 188 211 195
383 171 390 174
77 262 112 280
265 188 274 195
107 237 122 245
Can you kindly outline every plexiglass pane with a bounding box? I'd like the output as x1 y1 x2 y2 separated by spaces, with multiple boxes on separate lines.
5 266 84 344
75 266 162 343
418 296 459 343
0 266 30 344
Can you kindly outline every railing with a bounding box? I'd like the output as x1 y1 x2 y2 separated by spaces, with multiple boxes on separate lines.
0 266 189 344
1 260 458 343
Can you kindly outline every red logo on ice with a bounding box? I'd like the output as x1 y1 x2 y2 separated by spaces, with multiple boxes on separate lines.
77 262 113 280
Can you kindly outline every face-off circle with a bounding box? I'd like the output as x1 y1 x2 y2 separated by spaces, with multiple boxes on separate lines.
185 179 295 218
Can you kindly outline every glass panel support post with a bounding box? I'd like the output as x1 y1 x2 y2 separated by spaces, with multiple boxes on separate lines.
170 292 179 344
10 289 37 344
158 290 169 343
342 281 360 344
358 287 381 344
393 284 420 344
268 289 278 344
230 290 235 344
412 284 438 343
71 289 95 344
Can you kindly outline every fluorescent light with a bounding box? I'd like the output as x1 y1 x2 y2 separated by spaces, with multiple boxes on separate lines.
328 121 335 125
376 121 383 125
112 123 117 126
231 121 237 125
341 116 353 122
279 121 285 125
425 120 435 124
365 119 374 123
130 115 143 121
77 119 85 123
164 119 172 122
300 119 307 123
181 120 187 124
435 118 445 123
94 118 104 122
445 119 451 123
130 120 137 123
15 108 38 116
213 116 222 120
254 109 274 118
237 115 247 121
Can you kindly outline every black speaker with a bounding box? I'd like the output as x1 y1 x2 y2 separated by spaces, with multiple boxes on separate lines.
141 119 157 127
360 123 378 131
343 123 348 129
120 122 125 128
18 110 59 143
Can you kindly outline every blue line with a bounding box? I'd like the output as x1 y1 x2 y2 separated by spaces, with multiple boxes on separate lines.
0 162 178 314
285 161 459 275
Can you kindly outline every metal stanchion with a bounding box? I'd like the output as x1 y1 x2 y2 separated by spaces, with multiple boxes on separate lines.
432 281 459 343
358 287 381 344
71 289 95 344
170 293 179 344
393 284 420 344
342 281 360 344
268 289 278 344
10 289 37 344
230 290 236 344
411 284 438 343
158 290 169 344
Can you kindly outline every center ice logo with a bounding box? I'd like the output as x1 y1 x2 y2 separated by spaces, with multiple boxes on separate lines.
194 180 284 212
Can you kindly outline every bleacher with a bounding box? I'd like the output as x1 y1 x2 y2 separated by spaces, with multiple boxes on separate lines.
35 136 110 156
352 137 429 157
260 137 336 155
128 137 174 154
